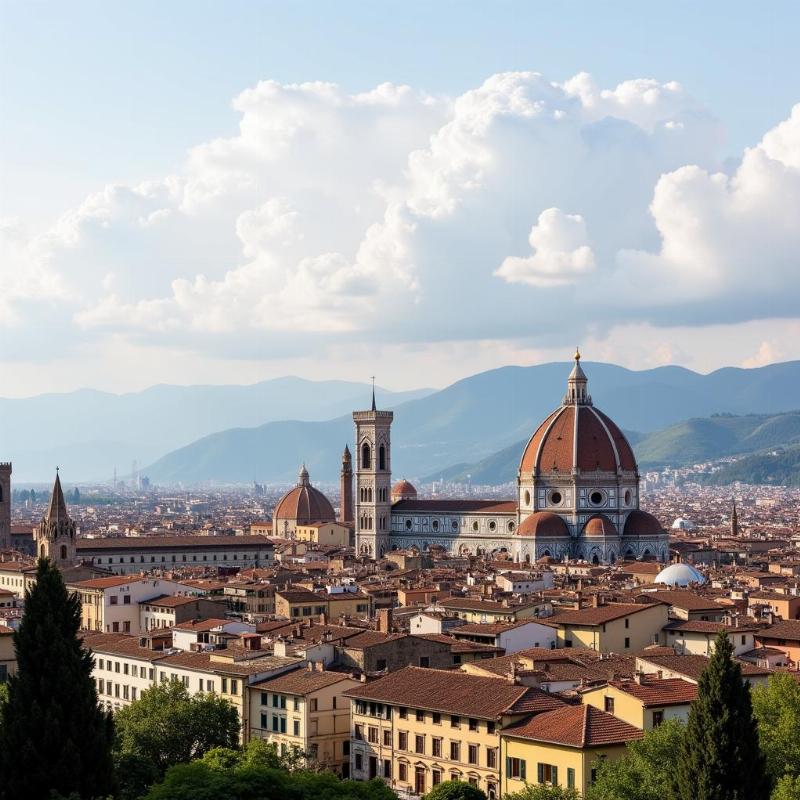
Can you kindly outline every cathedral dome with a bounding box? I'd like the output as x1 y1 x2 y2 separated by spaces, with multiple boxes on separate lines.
518 353 637 478
654 563 706 587
583 514 618 537
623 509 664 537
391 479 417 502
273 465 335 530
517 511 570 538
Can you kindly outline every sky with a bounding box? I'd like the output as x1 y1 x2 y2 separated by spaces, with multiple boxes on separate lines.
1 0 799 397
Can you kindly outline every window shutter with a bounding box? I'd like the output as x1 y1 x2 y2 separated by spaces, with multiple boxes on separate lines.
537 763 543 783
519 759 525 782
506 757 511 777
552 766 558 785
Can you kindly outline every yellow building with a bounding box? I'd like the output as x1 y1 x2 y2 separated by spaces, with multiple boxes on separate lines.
547 601 668 653
249 665 359 775
295 522 351 548
436 597 543 624
344 665 565 799
581 676 696 730
501 704 642 796
275 588 371 621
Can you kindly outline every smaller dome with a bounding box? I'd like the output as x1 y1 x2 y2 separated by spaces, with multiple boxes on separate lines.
654 563 706 587
623 509 664 537
583 514 618 537
517 512 570 538
391 479 417 501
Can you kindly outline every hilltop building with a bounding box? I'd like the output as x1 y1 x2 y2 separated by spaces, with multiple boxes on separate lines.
354 353 668 565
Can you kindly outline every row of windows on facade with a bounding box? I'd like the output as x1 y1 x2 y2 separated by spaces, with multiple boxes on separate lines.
290 603 369 617
360 443 387 471
353 755 496 799
353 702 496 733
93 552 256 565
403 518 516 533
359 487 388 503
360 515 388 531
260 692 325 711
94 660 240 695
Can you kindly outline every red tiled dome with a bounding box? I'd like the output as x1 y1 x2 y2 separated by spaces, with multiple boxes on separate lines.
583 514 618 537
391 479 417 501
517 511 571 538
274 467 335 525
623 509 663 537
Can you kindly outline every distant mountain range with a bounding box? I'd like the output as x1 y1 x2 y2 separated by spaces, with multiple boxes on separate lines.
702 445 800 487
423 410 800 485
140 360 800 485
0 379 432 483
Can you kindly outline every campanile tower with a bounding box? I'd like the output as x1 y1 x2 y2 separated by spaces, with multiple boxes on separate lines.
0 462 11 551
353 386 393 558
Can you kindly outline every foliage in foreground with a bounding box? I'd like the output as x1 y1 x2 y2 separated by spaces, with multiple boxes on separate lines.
0 558 115 800
752 673 800 785
423 779 487 800
504 783 581 799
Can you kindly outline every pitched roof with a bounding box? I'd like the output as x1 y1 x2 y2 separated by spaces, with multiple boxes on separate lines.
344 666 565 719
605 677 698 706
503 704 643 748
637 653 771 681
69 576 142 590
252 668 354 695
548 602 659 627
759 620 800 642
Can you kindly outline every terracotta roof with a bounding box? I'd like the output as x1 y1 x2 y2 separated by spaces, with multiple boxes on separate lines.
637 653 771 680
503 704 643 747
759 620 800 642
623 510 664 537
453 621 530 636
548 602 658 627
173 618 230 631
273 479 335 526
144 594 209 608
69 576 143 590
584 514 618 538
391 480 418 499
664 620 759 634
82 632 166 662
252 667 354 694
518 512 570 538
638 591 723 612
344 666 565 719
606 677 698 706
76 535 275 551
391 499 516 515
438 597 539 613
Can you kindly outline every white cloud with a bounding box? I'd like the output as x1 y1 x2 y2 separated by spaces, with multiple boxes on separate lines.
495 208 595 287
3 72 799 385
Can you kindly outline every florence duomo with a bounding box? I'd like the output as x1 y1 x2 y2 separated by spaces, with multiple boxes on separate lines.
0 3 798 799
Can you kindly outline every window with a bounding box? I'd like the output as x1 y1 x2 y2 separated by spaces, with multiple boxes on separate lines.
261 692 268 706
450 741 460 761
230 679 239 695
310 698 318 712
376 659 387 671
451 715 461 728
419 656 430 668
383 729 391 746
260 713 267 729
368 726 378 744
354 724 364 741
537 763 558 785
416 709 425 722
398 763 407 782
433 769 442 787
652 710 664 727
293 696 299 711
468 718 478 731
293 720 300 736
415 735 425 754
567 768 575 789
624 637 630 649
486 721 496 734
432 712 441 725
379 445 386 471
432 738 442 757
604 696 615 714
487 748 498 768
355 754 363 771
383 760 391 779
361 443 371 470
468 744 478 765
399 707 408 719
625 618 630 629
506 758 526 780
123 595 131 605
398 731 408 751
110 596 118 605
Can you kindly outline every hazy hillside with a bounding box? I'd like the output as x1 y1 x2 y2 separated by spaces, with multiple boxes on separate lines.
1 379 431 482
143 361 800 485
424 410 800 485
703 446 800 487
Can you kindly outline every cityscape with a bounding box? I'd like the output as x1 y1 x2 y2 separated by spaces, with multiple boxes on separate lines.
1 3 799 800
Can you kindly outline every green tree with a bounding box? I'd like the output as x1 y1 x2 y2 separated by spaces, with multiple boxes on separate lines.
423 779 487 800
504 783 581 800
115 679 240 775
772 775 800 800
752 672 800 784
0 558 115 800
675 630 769 800
587 718 684 800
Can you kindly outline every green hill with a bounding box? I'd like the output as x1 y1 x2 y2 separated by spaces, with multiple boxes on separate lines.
703 446 800 487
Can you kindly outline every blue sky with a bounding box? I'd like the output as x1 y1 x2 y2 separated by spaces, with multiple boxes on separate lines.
1 1 799 394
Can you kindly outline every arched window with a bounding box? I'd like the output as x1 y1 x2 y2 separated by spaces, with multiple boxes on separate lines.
60 545 67 560
361 443 371 470
40 544 46 559
379 445 386 471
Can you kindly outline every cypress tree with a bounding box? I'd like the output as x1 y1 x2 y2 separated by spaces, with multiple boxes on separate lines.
0 558 115 800
675 629 769 800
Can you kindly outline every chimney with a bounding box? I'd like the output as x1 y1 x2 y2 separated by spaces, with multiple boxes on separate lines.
657 670 663 680
378 608 393 634
507 661 518 684
319 611 327 625
592 594 600 608
634 671 644 685
307 661 314 671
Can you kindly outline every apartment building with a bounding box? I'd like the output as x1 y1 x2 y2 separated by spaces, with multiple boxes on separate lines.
344 666 565 799
140 595 226 631
275 588 371 621
249 665 359 775
294 522 351 547
662 620 757 656
500 704 643 796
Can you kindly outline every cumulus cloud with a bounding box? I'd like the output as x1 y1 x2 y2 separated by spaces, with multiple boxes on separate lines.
495 208 595 287
3 71 799 378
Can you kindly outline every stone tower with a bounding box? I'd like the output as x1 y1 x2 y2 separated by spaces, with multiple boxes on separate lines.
0 462 10 551
339 445 353 525
36 471 76 566
353 386 393 558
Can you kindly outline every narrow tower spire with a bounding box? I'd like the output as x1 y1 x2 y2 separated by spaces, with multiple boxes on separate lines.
371 376 376 411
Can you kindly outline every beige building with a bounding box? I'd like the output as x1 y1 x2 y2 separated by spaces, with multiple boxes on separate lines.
547 601 668 653
344 665 565 799
501 704 643 796
295 522 351 548
275 588 371 621
0 624 15 682
250 665 359 775
140 595 226 632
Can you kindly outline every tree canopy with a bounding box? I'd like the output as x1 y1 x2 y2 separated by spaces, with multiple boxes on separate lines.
0 558 115 800
423 780 487 800
752 672 800 786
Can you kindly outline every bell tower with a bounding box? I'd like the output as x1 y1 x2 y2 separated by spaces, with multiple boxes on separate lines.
353 383 393 558
0 462 11 551
36 471 76 566
339 445 353 525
